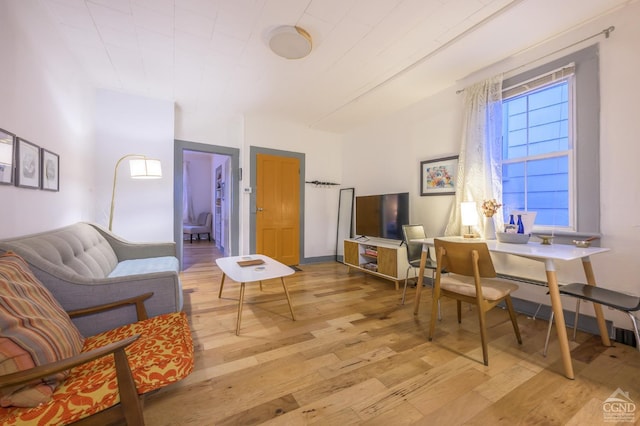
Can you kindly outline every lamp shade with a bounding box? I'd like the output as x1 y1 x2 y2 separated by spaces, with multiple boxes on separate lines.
129 158 162 179
461 201 478 226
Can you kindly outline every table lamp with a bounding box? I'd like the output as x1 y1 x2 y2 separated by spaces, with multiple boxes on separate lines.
461 201 478 238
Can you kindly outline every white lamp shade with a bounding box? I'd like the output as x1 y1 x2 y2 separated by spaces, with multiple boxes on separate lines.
461 201 478 226
129 158 162 179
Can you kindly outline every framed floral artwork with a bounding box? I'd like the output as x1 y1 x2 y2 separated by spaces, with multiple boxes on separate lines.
15 138 40 189
41 148 59 191
0 128 15 185
420 155 458 196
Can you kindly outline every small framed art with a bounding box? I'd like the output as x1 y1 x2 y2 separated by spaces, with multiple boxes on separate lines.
420 155 458 196
0 128 15 185
41 148 59 191
15 138 41 189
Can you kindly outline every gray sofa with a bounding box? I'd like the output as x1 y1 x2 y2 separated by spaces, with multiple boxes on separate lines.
0 222 182 337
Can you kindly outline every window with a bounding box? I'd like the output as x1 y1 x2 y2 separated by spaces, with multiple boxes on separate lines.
502 74 574 229
500 45 600 234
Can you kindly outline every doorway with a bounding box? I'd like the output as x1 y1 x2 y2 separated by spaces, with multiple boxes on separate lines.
183 150 228 249
250 146 305 265
174 140 240 269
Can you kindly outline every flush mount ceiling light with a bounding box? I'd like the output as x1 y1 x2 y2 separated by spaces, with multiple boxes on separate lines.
269 25 312 59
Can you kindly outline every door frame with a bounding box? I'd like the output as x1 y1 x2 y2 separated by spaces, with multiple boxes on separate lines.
250 146 305 261
174 139 240 269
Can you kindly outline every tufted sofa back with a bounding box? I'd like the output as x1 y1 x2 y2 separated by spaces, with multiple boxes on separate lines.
0 223 118 279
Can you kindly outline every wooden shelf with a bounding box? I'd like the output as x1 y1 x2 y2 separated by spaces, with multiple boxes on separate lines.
343 238 409 290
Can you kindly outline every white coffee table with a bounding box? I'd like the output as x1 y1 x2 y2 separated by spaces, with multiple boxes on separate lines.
216 254 296 335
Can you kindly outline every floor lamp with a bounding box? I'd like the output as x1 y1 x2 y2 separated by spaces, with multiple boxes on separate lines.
109 154 162 231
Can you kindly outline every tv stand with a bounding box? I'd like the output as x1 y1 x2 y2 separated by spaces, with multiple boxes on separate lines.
343 238 410 290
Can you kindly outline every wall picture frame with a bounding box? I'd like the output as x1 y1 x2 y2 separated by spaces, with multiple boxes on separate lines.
0 128 16 185
15 137 41 189
41 148 60 191
420 155 458 196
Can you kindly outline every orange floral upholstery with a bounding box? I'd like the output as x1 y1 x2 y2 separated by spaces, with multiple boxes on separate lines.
0 311 194 426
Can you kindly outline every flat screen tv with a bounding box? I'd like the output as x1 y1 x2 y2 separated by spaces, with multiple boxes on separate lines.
355 192 409 240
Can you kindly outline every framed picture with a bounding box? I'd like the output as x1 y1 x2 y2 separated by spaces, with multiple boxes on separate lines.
41 148 59 191
0 128 16 185
15 138 41 189
420 155 459 196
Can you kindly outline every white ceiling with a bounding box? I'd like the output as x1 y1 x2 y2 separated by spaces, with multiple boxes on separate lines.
39 0 630 133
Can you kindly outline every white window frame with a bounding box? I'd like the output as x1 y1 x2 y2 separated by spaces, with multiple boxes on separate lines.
501 73 577 232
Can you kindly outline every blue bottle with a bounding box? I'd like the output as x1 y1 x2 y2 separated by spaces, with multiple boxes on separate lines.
509 214 515 225
517 215 524 234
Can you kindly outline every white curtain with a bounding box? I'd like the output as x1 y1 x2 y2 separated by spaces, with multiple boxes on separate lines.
183 161 196 224
444 75 503 236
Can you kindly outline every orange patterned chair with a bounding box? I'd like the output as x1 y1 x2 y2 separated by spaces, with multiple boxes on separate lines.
0 252 194 425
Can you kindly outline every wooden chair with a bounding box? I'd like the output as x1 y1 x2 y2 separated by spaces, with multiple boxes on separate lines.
428 239 522 365
0 251 194 425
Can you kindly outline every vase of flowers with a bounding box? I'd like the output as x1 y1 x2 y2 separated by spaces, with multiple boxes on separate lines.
481 199 502 240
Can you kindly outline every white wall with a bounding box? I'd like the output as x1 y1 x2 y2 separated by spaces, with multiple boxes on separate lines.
94 89 174 242
0 1 95 238
243 117 343 258
183 151 214 221
342 88 463 240
341 3 640 328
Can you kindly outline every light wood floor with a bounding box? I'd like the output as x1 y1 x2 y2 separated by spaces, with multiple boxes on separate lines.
144 243 640 425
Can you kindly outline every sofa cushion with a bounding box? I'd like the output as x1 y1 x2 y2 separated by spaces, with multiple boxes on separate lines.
0 252 85 408
108 256 179 278
0 312 194 425
0 223 118 279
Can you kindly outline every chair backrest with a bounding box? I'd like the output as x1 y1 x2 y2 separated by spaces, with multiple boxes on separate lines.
197 212 211 226
402 224 427 263
434 239 497 278
203 212 212 227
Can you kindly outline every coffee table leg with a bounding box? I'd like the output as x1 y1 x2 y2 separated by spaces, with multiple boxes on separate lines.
281 277 296 321
218 273 227 298
236 282 245 335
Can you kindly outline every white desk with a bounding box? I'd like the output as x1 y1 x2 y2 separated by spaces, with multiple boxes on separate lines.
411 237 611 379
216 254 296 335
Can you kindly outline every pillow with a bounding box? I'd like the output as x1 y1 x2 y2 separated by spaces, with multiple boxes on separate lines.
0 251 85 407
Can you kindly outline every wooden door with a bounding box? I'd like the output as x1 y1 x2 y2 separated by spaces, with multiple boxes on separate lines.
256 154 300 265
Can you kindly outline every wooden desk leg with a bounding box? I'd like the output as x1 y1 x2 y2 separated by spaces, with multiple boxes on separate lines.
413 248 429 316
281 277 296 321
582 257 612 347
218 273 227 298
546 263 575 379
236 282 246 335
